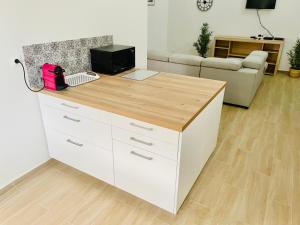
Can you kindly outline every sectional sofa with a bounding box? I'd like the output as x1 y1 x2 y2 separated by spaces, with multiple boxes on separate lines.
147 50 268 108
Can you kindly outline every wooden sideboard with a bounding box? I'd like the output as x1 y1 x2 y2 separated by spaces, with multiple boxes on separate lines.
212 36 284 75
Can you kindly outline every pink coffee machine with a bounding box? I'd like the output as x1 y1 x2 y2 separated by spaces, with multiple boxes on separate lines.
42 64 68 91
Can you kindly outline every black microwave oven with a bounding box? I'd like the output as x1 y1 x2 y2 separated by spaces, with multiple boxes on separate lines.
90 45 135 75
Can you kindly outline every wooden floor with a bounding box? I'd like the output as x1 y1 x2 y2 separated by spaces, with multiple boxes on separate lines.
0 73 299 225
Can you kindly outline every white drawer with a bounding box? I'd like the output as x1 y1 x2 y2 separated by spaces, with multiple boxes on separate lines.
38 94 111 124
113 141 177 213
46 129 114 185
112 127 178 161
111 114 179 145
41 106 112 150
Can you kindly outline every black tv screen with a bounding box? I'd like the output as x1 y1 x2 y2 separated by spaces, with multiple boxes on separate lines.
246 0 277 9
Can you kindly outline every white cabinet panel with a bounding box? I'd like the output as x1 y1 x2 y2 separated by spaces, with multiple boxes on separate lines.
175 90 225 211
41 106 112 150
46 129 114 185
113 141 177 213
112 127 178 161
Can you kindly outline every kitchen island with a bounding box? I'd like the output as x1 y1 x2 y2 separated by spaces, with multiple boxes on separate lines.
38 71 226 214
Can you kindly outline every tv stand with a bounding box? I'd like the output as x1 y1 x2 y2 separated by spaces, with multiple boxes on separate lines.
212 36 284 76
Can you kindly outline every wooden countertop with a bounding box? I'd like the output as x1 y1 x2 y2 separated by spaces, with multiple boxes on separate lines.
42 71 226 131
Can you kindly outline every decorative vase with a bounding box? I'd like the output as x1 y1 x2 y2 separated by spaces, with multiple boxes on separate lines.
289 69 300 78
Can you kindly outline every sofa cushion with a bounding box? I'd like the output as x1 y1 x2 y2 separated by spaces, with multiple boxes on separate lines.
147 50 170 62
169 53 203 66
201 57 242 71
238 67 259 74
242 55 265 70
250 51 268 61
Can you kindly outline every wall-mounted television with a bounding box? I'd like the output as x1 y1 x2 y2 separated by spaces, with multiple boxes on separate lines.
246 0 277 9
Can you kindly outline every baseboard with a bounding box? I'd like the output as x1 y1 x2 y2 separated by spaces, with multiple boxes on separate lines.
0 159 54 196
223 102 249 109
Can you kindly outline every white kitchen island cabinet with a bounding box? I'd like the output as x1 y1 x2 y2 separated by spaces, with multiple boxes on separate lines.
38 71 226 214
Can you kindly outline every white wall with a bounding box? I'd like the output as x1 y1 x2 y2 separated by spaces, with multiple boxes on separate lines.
148 0 169 51
148 0 299 70
0 0 147 190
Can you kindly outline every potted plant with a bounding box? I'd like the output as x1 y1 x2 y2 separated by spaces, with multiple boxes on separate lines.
193 23 213 57
287 39 300 78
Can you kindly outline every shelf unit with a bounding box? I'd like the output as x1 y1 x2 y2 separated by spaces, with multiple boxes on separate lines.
212 36 284 76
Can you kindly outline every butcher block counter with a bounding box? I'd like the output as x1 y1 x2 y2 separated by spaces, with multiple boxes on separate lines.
41 71 226 131
38 71 226 214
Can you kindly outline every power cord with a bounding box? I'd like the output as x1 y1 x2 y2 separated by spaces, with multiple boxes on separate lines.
15 59 45 92
256 9 274 38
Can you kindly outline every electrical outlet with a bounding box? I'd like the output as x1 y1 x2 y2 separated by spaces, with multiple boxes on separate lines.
17 55 24 63
12 55 24 67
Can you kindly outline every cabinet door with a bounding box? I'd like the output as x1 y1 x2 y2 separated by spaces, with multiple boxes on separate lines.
113 141 177 213
46 128 114 185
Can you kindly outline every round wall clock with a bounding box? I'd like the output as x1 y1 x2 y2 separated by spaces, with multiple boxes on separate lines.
197 0 213 12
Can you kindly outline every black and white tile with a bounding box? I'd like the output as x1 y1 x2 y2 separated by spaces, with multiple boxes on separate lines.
22 35 113 88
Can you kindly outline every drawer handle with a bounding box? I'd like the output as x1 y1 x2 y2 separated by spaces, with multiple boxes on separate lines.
61 103 79 109
130 137 153 146
63 115 81 123
66 139 83 147
129 122 153 131
130 151 153 161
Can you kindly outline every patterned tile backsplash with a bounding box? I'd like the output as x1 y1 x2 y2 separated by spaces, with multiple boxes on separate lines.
22 35 113 88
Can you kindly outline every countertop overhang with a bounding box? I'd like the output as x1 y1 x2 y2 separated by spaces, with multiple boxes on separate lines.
41 71 226 131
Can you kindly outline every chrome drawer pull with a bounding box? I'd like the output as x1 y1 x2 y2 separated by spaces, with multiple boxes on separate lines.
66 139 83 147
61 103 79 109
63 115 81 123
129 122 153 131
130 137 153 146
130 151 153 161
